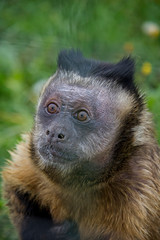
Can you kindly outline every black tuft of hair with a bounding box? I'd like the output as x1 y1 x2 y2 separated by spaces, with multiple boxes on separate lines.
57 49 136 92
92 57 135 92
58 49 98 78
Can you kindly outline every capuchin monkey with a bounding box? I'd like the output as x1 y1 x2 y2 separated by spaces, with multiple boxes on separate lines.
2 49 160 240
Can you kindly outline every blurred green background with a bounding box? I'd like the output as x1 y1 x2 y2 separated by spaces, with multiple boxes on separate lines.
0 0 160 239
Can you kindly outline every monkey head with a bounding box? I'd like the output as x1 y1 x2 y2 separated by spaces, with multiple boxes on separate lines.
31 50 143 186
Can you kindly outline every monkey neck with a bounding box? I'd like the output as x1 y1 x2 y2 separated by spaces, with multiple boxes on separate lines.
41 139 136 189
42 159 111 189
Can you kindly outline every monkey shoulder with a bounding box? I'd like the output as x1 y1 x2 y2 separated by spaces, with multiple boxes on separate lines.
2 135 80 240
2 134 64 220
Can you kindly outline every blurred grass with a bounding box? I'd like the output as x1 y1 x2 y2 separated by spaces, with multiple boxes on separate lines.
0 0 160 239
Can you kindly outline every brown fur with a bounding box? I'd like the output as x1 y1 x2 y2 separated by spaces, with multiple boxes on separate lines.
2 129 160 240
2 50 160 240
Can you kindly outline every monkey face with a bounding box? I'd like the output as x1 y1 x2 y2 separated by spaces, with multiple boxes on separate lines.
30 50 140 184
32 75 133 172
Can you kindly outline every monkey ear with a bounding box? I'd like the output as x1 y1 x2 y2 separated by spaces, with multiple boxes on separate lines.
93 57 135 92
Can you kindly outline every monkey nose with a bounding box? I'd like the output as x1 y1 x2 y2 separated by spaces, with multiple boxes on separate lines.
46 129 66 142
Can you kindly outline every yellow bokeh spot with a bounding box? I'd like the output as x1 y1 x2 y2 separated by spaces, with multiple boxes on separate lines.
124 42 134 53
149 29 160 38
141 62 152 76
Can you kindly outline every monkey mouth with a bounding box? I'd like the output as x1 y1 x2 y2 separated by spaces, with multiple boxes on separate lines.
38 144 78 163
49 148 65 159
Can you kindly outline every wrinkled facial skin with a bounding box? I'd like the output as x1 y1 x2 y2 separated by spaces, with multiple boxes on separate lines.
33 80 130 173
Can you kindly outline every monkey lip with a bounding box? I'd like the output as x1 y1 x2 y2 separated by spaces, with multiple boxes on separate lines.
49 146 66 158
50 149 76 163
50 149 63 159
38 143 79 164
39 144 77 163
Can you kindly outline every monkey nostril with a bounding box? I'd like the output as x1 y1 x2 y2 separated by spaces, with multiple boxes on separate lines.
46 130 50 135
58 133 65 140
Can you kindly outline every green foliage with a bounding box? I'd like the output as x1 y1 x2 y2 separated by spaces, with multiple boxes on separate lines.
0 0 160 239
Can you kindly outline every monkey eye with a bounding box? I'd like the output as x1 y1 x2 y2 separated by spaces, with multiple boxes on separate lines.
46 102 60 114
74 110 89 122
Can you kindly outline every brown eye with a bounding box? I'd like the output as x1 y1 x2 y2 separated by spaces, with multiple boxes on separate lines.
46 103 59 114
75 110 89 122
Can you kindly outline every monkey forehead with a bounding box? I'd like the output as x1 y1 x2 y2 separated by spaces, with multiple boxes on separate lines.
45 84 97 102
40 70 110 96
38 70 134 115
54 84 92 96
